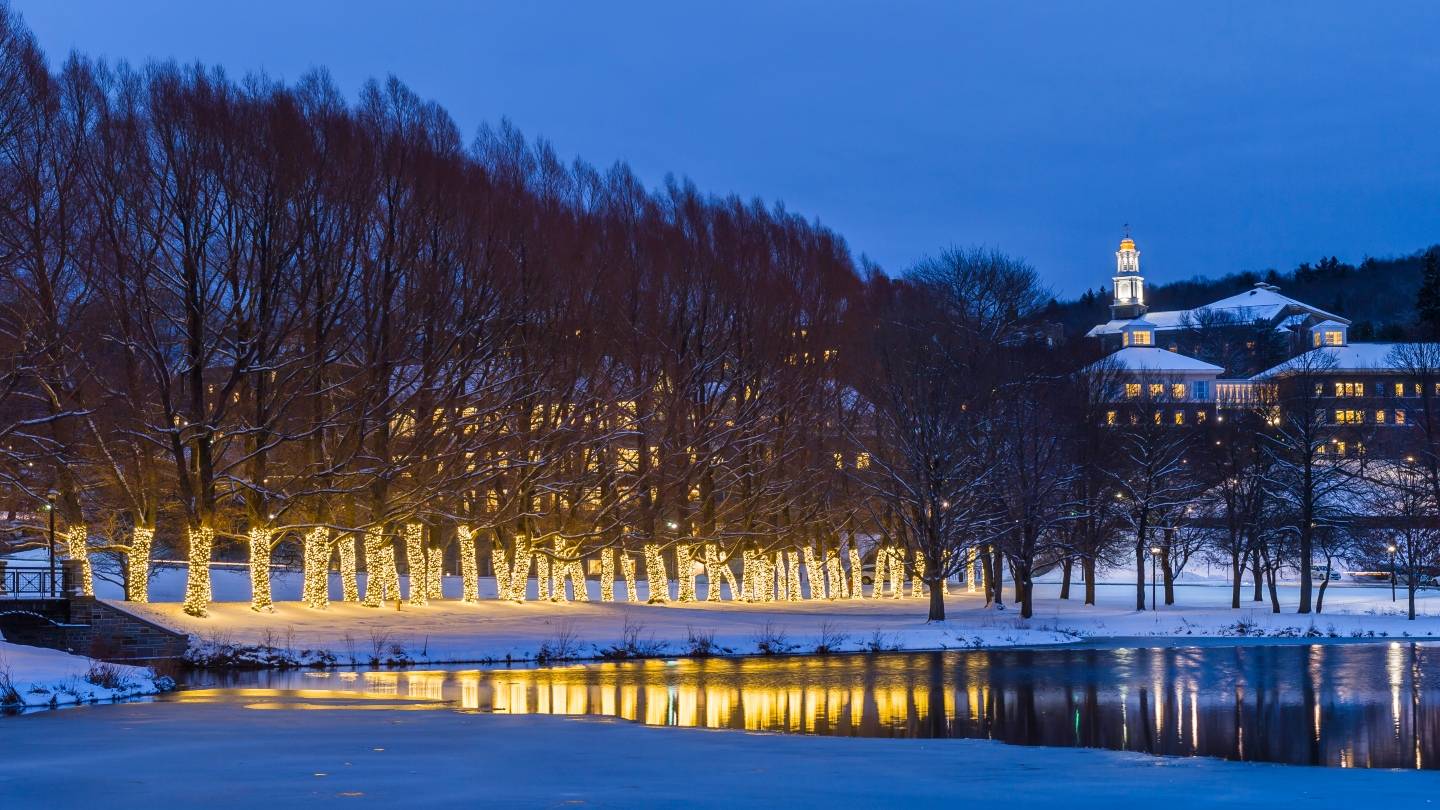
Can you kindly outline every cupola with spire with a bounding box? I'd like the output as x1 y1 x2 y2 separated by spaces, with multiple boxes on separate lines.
1110 228 1146 319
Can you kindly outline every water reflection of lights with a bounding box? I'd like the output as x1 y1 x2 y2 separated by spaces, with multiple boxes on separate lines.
184 643 1440 770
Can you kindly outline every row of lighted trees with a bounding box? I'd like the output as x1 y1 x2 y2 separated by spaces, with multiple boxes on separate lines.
0 10 905 616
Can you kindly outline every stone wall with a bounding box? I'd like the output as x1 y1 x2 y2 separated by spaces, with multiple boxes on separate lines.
0 597 188 662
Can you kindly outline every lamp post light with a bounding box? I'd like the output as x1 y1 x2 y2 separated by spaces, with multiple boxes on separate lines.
1149 545 1161 611
45 489 57 597
1388 544 1398 602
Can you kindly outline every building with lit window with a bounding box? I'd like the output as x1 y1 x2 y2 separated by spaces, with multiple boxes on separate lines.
1086 233 1433 456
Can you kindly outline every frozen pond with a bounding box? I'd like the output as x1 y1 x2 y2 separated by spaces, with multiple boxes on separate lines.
173 640 1440 769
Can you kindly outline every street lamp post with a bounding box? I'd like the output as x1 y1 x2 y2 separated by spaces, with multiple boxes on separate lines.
1389 544 1397 602
45 489 57 597
1149 545 1161 611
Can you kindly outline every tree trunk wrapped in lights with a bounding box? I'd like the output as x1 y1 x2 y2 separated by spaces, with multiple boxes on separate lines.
911 550 925 598
825 547 845 599
249 527 274 612
458 527 479 603
535 551 551 601
599 548 615 602
182 526 214 617
643 543 669 603
492 544 510 601
740 548 755 602
426 538 444 601
675 544 696 602
338 534 360 602
126 526 153 603
888 547 905 599
363 527 393 607
848 540 864 599
620 553 638 602
555 536 590 599
761 554 777 602
704 544 737 601
787 550 802 601
869 546 886 598
302 526 331 609
509 534 532 602
404 523 427 606
560 540 588 602
802 546 824 599
64 526 93 597
966 547 977 593
776 551 790 600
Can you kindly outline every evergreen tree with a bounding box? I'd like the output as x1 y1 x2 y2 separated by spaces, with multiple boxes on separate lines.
1417 250 1440 339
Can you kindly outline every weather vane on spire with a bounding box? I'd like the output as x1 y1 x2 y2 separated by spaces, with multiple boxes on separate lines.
1122 222 1131 239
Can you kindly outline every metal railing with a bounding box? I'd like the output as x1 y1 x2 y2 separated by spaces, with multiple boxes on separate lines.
0 561 75 598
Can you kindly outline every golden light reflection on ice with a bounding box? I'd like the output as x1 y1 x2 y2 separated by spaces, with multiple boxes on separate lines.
186 643 1440 770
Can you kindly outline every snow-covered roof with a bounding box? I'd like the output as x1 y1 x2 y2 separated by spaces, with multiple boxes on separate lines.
1253 343 1411 377
1200 285 1346 325
1086 284 1349 337
1087 311 1191 336
1093 347 1224 375
1311 319 1347 330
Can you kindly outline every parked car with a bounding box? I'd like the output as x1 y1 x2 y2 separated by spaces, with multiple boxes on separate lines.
1309 565 1342 581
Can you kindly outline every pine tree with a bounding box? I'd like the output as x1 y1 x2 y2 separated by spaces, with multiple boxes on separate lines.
1417 250 1440 339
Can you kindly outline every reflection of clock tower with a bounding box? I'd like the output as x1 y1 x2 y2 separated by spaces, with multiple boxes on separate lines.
1110 231 1146 319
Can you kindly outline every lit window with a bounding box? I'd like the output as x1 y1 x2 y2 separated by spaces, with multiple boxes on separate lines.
1149 383 1164 398
1171 383 1186 399
1126 383 1141 399
1333 409 1363 424
1396 410 1407 426
1375 410 1387 424
1324 330 1343 346
1173 411 1185 426
1395 383 1406 397
1153 411 1162 424
1335 440 1347 455
1196 410 1207 423
834 452 844 470
1132 330 1153 346
856 452 871 470
1334 382 1363 398
1105 410 1117 426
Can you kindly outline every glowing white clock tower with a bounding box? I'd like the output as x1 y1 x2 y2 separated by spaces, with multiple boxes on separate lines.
1110 232 1146 320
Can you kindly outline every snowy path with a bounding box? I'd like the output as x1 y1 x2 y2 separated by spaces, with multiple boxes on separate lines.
2 700 1437 808
109 573 1440 665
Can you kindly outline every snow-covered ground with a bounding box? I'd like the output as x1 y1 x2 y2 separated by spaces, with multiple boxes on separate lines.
93 562 1440 665
2 700 1435 808
0 641 172 708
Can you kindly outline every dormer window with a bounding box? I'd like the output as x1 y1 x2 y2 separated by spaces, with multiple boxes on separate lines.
1123 329 1152 347
1310 321 1347 347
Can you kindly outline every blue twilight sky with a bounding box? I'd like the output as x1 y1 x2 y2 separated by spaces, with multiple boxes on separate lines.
12 1 1440 296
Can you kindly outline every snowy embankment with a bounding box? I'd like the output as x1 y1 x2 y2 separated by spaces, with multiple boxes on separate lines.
0 641 173 708
4 701 1437 808
98 564 1440 667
